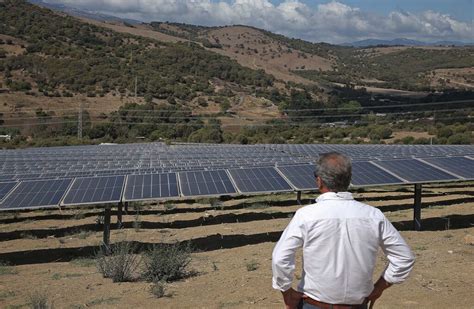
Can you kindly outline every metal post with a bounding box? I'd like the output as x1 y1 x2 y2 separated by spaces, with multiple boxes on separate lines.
135 76 138 99
296 191 302 205
414 184 422 231
103 205 112 254
124 202 129 214
117 202 123 229
78 101 83 139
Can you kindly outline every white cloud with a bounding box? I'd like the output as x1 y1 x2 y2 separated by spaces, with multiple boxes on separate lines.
44 0 474 43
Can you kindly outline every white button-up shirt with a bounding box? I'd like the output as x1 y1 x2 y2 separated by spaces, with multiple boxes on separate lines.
272 192 415 305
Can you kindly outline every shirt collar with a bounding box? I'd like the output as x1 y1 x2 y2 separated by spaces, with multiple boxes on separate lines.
316 191 354 203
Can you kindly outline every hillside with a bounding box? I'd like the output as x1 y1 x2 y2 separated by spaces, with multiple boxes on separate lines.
0 0 286 137
0 0 472 147
146 22 474 92
65 17 474 93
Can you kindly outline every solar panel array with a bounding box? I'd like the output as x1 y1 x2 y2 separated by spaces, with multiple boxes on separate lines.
62 176 125 206
0 143 473 210
276 164 317 190
228 167 293 193
1 179 72 210
178 170 236 197
351 161 404 186
123 173 179 202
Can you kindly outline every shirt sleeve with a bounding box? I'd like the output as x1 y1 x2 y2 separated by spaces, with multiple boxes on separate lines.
379 216 415 284
272 210 305 291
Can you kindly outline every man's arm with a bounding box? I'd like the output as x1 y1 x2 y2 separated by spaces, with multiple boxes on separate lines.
281 288 304 309
272 210 305 308
370 216 415 306
366 276 392 308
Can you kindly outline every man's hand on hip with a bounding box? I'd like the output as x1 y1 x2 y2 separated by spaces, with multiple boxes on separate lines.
281 288 303 309
366 277 392 308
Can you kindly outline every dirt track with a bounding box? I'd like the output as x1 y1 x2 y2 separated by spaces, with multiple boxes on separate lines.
0 184 473 308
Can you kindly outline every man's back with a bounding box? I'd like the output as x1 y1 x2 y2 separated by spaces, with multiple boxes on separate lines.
272 152 414 308
272 192 415 305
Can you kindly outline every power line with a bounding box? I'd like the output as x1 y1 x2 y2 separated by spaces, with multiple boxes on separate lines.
78 102 83 139
1 115 470 128
2 107 471 122
1 99 471 116
0 108 80 115
282 99 474 112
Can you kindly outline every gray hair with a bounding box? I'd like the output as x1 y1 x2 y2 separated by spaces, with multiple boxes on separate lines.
316 152 352 192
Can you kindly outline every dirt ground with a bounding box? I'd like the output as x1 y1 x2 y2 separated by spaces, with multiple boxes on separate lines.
0 183 473 308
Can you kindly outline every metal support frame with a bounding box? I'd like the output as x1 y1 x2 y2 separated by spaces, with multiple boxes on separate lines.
102 205 112 254
413 183 422 231
296 191 302 205
124 202 129 214
117 202 123 229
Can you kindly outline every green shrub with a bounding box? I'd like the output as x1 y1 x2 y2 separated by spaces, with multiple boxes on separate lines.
142 242 192 282
245 260 259 271
28 291 53 309
96 242 141 282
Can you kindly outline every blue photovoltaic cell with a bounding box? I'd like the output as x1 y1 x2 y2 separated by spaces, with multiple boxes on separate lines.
374 159 458 182
351 161 405 186
62 176 125 205
0 182 18 202
124 173 179 201
228 167 293 193
422 157 474 179
276 165 317 190
0 175 15 182
178 170 236 197
0 179 72 210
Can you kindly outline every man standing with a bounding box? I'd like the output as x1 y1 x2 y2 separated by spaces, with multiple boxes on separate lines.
272 152 415 309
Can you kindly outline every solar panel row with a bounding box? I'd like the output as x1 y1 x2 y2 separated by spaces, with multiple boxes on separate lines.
0 150 473 211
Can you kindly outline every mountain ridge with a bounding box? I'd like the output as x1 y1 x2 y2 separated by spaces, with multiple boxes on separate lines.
343 38 473 47
28 0 142 25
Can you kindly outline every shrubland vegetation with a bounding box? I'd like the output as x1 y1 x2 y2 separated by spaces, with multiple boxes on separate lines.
0 0 472 147
296 47 474 91
150 22 223 49
0 0 273 100
148 22 473 92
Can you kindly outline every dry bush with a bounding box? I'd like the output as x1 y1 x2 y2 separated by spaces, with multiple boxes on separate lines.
28 291 53 309
96 242 141 282
142 242 192 282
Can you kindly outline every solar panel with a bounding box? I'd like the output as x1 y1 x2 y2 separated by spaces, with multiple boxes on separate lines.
123 173 179 201
373 159 459 183
178 170 236 197
421 157 474 179
276 165 317 190
228 167 293 193
0 179 72 210
0 175 15 182
351 161 405 186
0 182 18 202
62 175 125 206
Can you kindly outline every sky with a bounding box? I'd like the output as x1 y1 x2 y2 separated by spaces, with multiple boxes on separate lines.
43 0 474 44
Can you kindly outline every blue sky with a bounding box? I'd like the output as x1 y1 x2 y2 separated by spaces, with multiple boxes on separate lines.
44 0 474 43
